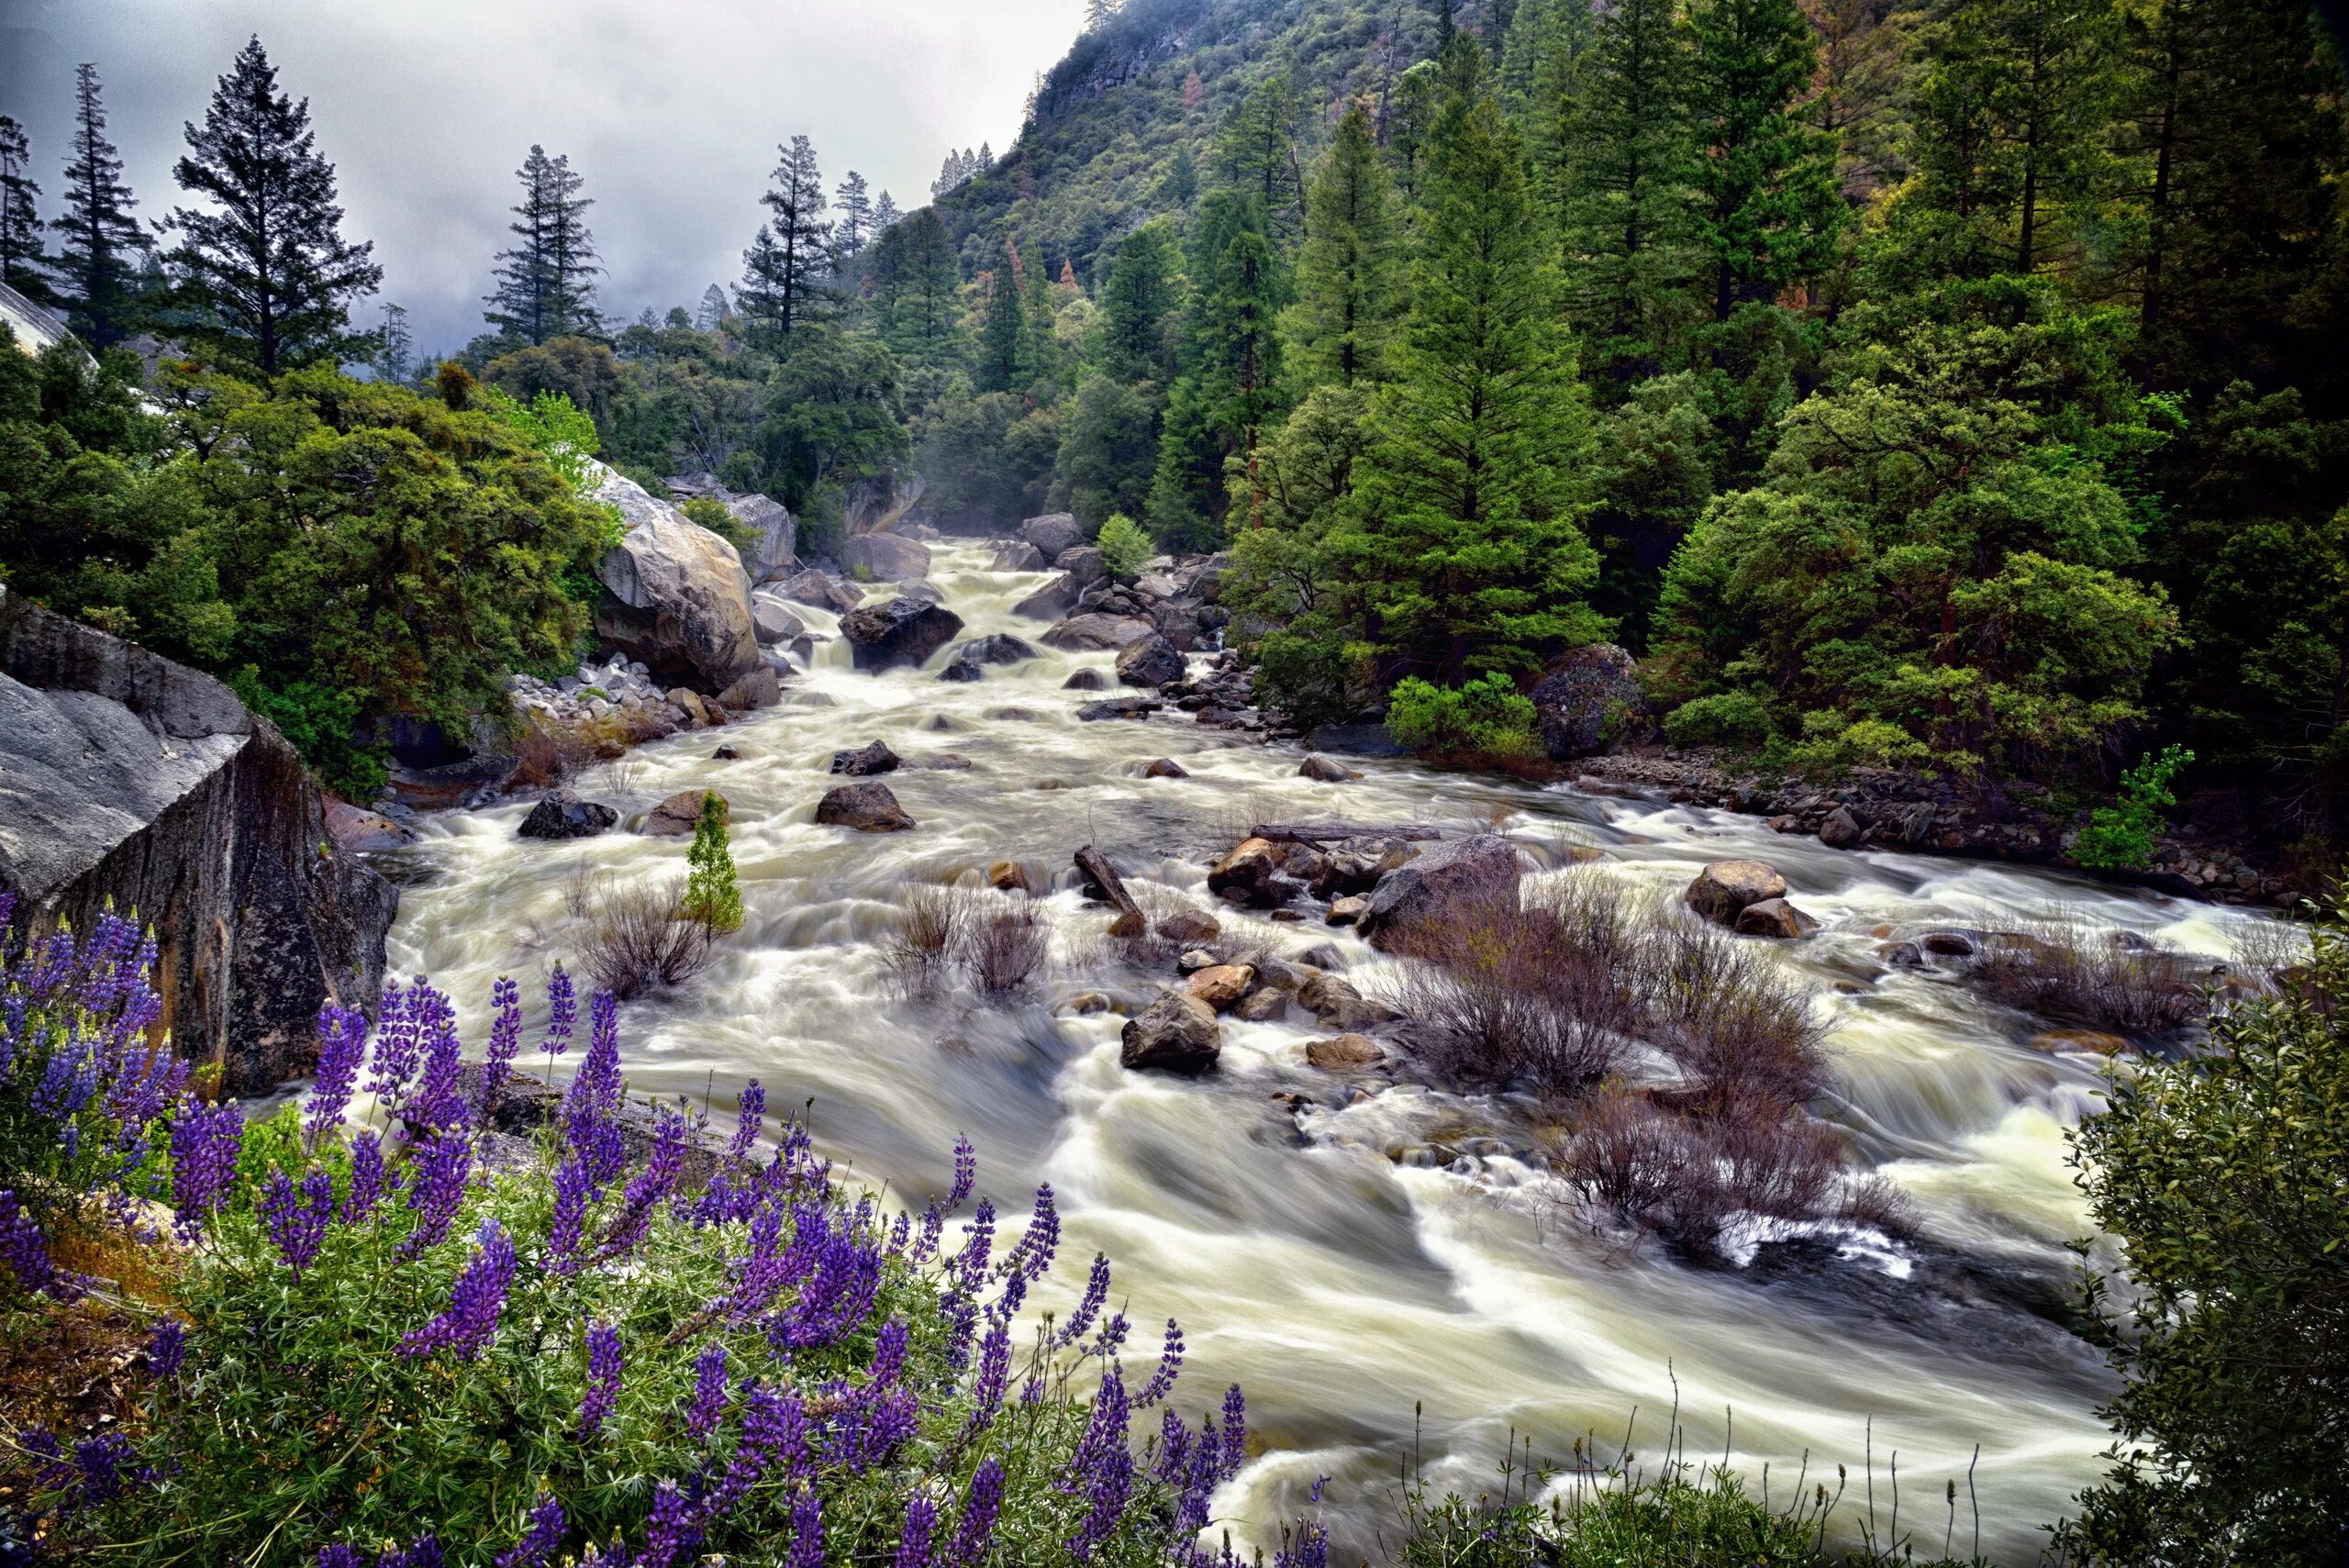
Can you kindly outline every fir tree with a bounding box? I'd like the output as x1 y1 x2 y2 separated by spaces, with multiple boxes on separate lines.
1503 0 1599 210
1085 0 1123 28
375 302 413 384
869 207 961 363
1147 190 1289 544
1096 218 1182 382
1286 104 1401 388
835 171 873 257
756 135 833 341
735 224 789 339
1686 0 1846 317
1161 143 1200 207
682 792 743 935
1215 75 1306 237
975 239 1027 393
695 284 728 331
164 37 384 376
872 191 900 234
484 146 599 345
1338 95 1601 684
51 63 148 347
0 117 50 305
1022 246 1058 386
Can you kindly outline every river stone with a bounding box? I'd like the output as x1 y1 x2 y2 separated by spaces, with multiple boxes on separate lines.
939 658 985 683
1186 963 1256 1010
644 788 724 838
1734 897 1821 939
1528 643 1653 760
841 595 965 672
1077 696 1161 721
1012 574 1077 621
1154 909 1221 945
1297 973 1403 1031
1326 895 1369 927
778 568 838 608
325 800 415 853
716 665 781 711
842 531 932 584
0 586 397 1095
1115 632 1186 689
587 462 762 693
1044 613 1153 651
992 540 1047 572
1208 837 1295 908
1119 991 1222 1074
1306 1033 1381 1072
1685 860 1789 926
988 861 1032 894
816 781 916 832
1074 845 1142 920
751 596 805 645
713 744 743 760
1820 806 1864 849
1020 512 1085 560
1142 757 1188 779
1063 668 1108 691
518 790 618 840
1230 987 1289 1022
958 633 1037 666
1054 545 1108 590
829 740 901 776
1298 753 1360 783
2029 1029 2134 1057
1360 835 1523 958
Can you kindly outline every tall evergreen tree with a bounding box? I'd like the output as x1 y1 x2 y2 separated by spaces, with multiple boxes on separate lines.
484 146 598 344
1286 105 1402 388
868 207 961 363
1215 75 1306 238
1096 218 1182 382
757 135 833 341
51 63 148 347
1085 0 1123 28
1337 95 1601 684
1558 0 1699 384
695 284 728 331
0 117 51 305
1022 245 1059 385
374 302 412 384
975 239 1027 393
835 171 874 256
872 190 901 234
736 224 789 339
164 37 383 376
1147 190 1289 544
1503 0 1599 197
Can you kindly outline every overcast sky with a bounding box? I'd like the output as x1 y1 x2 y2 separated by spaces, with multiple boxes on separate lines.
2 0 1085 354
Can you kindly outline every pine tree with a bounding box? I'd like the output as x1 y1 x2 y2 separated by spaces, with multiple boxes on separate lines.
1085 0 1123 28
1503 0 1600 209
736 224 789 339
869 207 961 362
1097 218 1182 382
1286 104 1402 388
1557 0 1699 384
1215 75 1306 237
51 63 148 347
757 135 833 341
975 239 1027 393
977 142 995 172
541 152 600 337
1147 190 1289 544
484 146 598 344
1339 95 1601 684
681 792 743 935
163 37 384 376
375 302 413 384
1686 0 1846 317
0 117 51 305
1161 144 1200 207
872 191 901 234
695 283 728 331
835 171 873 256
1022 246 1058 385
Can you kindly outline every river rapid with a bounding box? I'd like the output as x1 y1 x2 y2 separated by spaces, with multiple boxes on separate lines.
385 542 2287 1564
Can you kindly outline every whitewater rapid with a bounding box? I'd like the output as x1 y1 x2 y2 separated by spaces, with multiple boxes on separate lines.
384 542 2285 1563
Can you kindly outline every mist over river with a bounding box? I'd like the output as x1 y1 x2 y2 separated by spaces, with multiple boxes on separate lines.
384 542 2285 1564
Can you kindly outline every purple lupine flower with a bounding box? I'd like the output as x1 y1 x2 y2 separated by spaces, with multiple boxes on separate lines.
1000 1184 1060 1287
306 1003 370 1143
317 1548 363 1568
545 1154 594 1275
476 976 523 1120
953 1199 996 1295
1091 1312 1130 1361
168 1101 243 1229
1155 1410 1192 1485
405 980 466 1132
725 1080 764 1164
385 1537 445 1568
362 981 425 1106
912 1200 944 1263
864 1383 919 1465
579 1320 623 1440
593 1106 685 1263
786 1485 826 1568
397 1219 516 1361
1135 1318 1185 1408
895 1493 938 1568
148 1318 186 1381
1066 1366 1134 1563
0 1190 56 1297
1219 1385 1248 1479
495 1493 566 1568
1177 1416 1222 1535
396 1126 473 1259
542 962 576 1069
345 1132 392 1224
65 1431 146 1505
770 1220 881 1352
1058 1254 1111 1347
685 1340 729 1440
562 993 627 1187
636 1479 703 1568
886 1209 911 1255
947 1133 977 1210
963 1318 1010 1437
1066 1362 1131 1495
950 1457 1005 1568
711 1383 808 1514
869 1318 909 1388
261 1167 336 1274
1273 1481 1330 1568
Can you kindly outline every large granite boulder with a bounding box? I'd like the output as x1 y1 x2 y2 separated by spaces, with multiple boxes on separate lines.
518 790 618 840
588 463 762 693
1685 860 1788 926
663 472 797 583
1043 614 1154 651
1011 574 1077 621
841 595 965 672
0 588 396 1095
1529 644 1654 760
1054 546 1108 590
751 595 804 646
1115 632 1186 689
1360 834 1523 958
816 782 917 832
992 541 1047 572
1020 513 1085 560
842 531 932 584
1119 991 1222 1074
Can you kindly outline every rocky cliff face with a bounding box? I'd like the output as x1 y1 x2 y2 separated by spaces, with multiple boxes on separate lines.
0 587 396 1094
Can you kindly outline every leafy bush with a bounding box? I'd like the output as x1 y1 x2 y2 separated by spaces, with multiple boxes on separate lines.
2073 744 2194 872
2060 881 2349 1563
1662 691 1776 751
477 385 604 491
1385 674 1542 760
682 495 763 566
682 790 746 935
1096 512 1154 578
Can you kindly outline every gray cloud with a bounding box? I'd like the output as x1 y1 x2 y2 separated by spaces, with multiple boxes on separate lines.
2 0 1077 354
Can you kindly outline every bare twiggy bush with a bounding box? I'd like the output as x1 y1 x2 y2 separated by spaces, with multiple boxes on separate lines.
961 896 1051 995
1557 1087 1854 1257
1557 1087 1685 1223
580 877 712 1000
886 884 965 999
1838 1173 1919 1238
1642 920 1828 1114
889 885 1052 998
1970 914 2208 1038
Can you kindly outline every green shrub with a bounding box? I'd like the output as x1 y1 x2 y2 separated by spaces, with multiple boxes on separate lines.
477 385 603 492
1096 511 1153 578
1662 691 1776 751
682 790 745 935
682 495 762 567
1386 673 1542 760
2073 744 2193 872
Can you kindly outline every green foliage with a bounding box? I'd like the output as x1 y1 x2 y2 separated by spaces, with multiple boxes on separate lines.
1663 689 1775 751
2074 744 2193 872
2062 885 2349 1562
680 495 762 566
229 669 386 801
1095 511 1152 577
751 327 909 548
1146 191 1288 548
682 790 745 935
1285 104 1399 390
478 384 604 491
1386 673 1542 760
1051 373 1163 528
914 392 1061 528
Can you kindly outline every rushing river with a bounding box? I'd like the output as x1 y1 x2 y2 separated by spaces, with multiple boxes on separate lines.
385 541 2284 1564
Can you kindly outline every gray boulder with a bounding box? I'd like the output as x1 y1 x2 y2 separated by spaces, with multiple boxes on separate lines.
780 568 844 609
588 462 762 693
1685 860 1789 926
958 633 1038 666
816 781 917 832
842 531 932 584
1054 545 1108 589
0 587 396 1095
1020 512 1085 560
1011 574 1077 621
1360 834 1523 958
1119 991 1222 1074
992 540 1048 572
1043 614 1154 651
1115 632 1186 689
518 790 618 840
841 596 965 672
1063 668 1108 691
1529 644 1653 760
829 740 901 776
727 493 796 583
939 658 985 683
751 595 805 646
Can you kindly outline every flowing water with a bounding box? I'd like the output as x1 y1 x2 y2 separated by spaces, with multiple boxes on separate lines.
385 542 2287 1564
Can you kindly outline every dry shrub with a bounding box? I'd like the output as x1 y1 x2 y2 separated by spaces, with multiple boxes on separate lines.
1557 1086 1684 1223
1558 1086 1853 1258
580 877 712 1000
886 884 965 998
1970 915 2208 1038
962 897 1051 995
1642 920 1829 1115
888 885 1052 999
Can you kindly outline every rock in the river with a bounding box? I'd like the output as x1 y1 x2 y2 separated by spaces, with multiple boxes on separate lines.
1020 512 1085 560
1077 696 1161 721
1231 988 1289 1022
751 596 805 645
1208 837 1297 908
1528 643 1653 760
1734 897 1820 939
713 744 743 760
1326 895 1369 927
1119 991 1222 1074
1297 973 1402 1031
829 740 901 776
1115 632 1186 689
0 588 397 1095
1074 845 1143 921
1360 835 1522 957
1297 753 1360 782
1685 860 1789 926
1154 909 1221 945
325 801 415 853
992 540 1047 572
816 782 916 832
841 595 964 672
1011 575 1077 621
716 665 781 711
1063 668 1108 691
1819 806 1864 849
842 531 932 584
939 658 985 683
1054 545 1108 590
643 788 724 837
1043 613 1153 651
780 568 845 608
587 462 762 692
1306 1033 1381 1071
1142 757 1189 778
957 634 1036 666
518 790 618 840
1186 963 1256 1010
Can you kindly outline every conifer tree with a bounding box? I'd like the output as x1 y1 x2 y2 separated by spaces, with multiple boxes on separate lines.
1085 0 1123 28
1286 104 1401 388
975 239 1027 393
1502 0 1599 211
835 171 873 256
869 207 962 363
1096 218 1182 383
0 117 51 305
1147 190 1289 544
164 37 384 376
872 191 901 234
756 135 833 341
1022 246 1058 385
736 225 789 339
51 63 148 347
374 302 412 384
695 283 728 331
682 792 743 935
1338 95 1600 684
484 146 599 345
1215 75 1306 237
1686 0 1846 317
